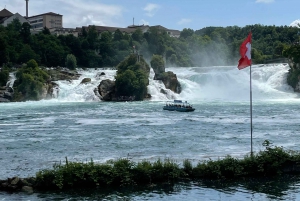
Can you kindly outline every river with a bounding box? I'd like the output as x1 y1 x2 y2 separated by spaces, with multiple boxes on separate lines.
1 64 300 200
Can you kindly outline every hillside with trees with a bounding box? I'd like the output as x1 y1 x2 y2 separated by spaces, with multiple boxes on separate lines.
1 19 300 70
1 19 300 95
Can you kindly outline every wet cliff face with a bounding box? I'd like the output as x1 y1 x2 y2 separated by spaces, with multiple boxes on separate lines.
154 71 181 94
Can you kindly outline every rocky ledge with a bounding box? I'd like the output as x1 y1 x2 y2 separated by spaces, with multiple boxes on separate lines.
0 177 35 194
0 86 14 102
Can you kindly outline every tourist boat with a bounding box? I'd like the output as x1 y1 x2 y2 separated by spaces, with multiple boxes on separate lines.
163 100 195 112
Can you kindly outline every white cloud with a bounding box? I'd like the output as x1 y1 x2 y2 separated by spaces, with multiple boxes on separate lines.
255 0 274 3
57 0 124 27
139 19 149 26
290 19 300 28
1 0 125 28
143 3 161 17
178 18 192 25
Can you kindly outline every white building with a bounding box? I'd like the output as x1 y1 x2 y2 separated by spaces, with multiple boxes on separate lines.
27 12 63 31
0 9 29 27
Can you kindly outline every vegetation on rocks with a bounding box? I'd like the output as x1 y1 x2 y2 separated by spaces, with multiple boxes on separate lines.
13 59 50 101
114 54 150 100
33 140 300 191
283 44 300 89
150 54 181 93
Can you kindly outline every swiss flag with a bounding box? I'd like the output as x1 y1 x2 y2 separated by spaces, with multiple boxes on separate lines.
238 32 252 70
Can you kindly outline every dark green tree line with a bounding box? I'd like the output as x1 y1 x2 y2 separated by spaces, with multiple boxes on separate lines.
0 19 299 69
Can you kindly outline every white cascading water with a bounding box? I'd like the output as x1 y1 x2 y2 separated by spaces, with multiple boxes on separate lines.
52 64 298 102
6 72 16 88
53 68 116 102
169 63 297 102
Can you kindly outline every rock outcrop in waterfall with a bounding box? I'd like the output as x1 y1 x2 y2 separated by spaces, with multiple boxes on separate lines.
150 55 181 94
97 54 150 101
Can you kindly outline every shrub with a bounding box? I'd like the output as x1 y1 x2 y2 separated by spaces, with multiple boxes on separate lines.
65 54 77 70
14 59 50 101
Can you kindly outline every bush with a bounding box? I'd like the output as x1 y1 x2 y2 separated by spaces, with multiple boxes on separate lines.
65 54 77 70
33 141 300 191
115 54 150 100
14 59 50 101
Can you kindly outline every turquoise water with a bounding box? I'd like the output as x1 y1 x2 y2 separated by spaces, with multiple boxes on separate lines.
1 65 300 200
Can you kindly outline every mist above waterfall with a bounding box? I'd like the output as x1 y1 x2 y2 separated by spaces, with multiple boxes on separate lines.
170 64 297 102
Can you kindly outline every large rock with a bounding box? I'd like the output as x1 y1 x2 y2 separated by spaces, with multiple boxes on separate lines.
80 78 91 84
0 86 14 102
155 71 182 94
36 82 58 100
98 79 116 101
47 68 81 81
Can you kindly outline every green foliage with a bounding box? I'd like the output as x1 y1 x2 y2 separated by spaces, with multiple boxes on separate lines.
20 22 31 44
287 68 300 88
65 54 77 70
42 27 51 35
0 67 9 86
87 26 98 49
180 28 194 39
115 54 150 100
35 158 182 190
283 44 300 63
14 59 49 101
19 44 40 64
33 142 300 191
150 55 164 71
0 19 299 68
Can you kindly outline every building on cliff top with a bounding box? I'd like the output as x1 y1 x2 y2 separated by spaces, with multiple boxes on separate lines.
0 8 29 27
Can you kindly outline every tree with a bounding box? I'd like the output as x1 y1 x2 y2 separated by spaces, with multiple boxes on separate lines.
14 59 50 101
0 34 8 65
20 22 31 44
42 27 51 35
132 28 144 43
87 26 98 49
150 54 165 74
180 28 194 39
19 44 40 64
81 27 88 38
65 54 77 69
113 29 123 41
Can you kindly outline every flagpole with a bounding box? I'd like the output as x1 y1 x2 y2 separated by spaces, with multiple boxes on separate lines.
250 64 253 157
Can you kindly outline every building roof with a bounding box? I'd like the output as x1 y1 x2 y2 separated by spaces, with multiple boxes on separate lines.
0 8 13 17
27 12 63 19
0 13 29 25
77 25 137 34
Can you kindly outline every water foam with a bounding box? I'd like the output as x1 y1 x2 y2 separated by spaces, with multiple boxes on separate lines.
168 64 297 102
54 68 116 102
52 64 298 103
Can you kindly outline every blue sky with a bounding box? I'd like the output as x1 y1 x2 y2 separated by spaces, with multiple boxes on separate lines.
2 0 300 30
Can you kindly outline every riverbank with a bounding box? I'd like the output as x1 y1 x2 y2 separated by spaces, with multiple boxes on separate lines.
1 141 300 194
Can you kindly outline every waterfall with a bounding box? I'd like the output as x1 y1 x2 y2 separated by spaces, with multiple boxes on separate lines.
51 64 297 103
6 73 16 88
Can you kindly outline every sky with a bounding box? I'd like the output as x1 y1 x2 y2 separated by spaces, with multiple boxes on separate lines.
1 0 300 31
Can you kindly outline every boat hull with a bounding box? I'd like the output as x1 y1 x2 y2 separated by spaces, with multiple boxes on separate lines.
163 106 195 112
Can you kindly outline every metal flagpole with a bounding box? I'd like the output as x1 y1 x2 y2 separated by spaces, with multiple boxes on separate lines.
250 64 253 156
